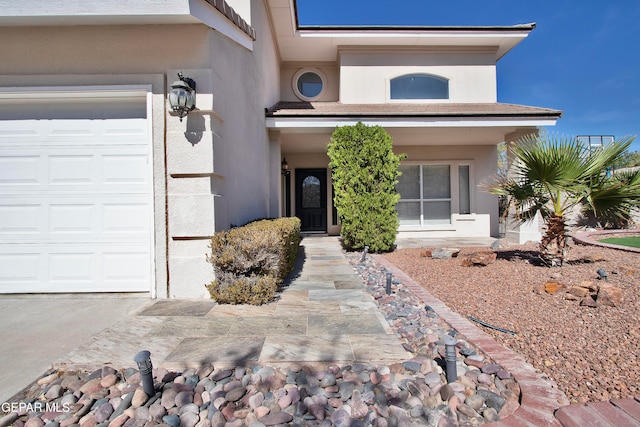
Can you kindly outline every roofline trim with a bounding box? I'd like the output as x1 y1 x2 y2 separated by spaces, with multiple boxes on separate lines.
265 116 560 129
295 23 537 33
266 111 562 119
204 0 256 40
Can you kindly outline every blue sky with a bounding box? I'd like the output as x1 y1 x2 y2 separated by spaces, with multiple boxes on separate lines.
296 1 640 152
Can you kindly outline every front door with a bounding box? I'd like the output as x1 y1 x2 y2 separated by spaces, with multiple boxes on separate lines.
295 169 327 232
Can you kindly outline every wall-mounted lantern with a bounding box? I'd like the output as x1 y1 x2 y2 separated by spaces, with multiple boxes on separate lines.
281 157 291 217
169 72 196 121
281 157 290 176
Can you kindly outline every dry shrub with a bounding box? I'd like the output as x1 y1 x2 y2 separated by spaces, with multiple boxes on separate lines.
206 217 301 305
207 273 278 305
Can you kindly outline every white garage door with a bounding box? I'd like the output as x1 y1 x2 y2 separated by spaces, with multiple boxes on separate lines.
0 93 153 293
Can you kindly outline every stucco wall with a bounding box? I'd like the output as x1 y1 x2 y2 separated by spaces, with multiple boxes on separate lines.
0 25 213 75
339 49 497 104
279 63 340 102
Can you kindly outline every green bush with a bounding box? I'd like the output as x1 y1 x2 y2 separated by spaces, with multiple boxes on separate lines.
205 217 301 305
328 122 406 252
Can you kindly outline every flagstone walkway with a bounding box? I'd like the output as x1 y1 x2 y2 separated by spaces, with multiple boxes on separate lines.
58 237 411 371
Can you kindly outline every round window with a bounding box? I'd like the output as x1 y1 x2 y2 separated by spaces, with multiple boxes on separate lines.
293 70 325 101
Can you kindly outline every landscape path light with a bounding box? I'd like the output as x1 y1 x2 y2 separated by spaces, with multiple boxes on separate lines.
134 350 155 397
444 336 458 383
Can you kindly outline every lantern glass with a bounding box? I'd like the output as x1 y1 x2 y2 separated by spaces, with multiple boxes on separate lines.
169 75 196 119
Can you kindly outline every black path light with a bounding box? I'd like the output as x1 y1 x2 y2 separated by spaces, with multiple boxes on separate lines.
169 72 196 121
386 272 392 295
134 350 155 396
444 336 458 383
360 246 369 263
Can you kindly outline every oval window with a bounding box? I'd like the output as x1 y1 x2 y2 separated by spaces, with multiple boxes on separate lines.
293 70 325 101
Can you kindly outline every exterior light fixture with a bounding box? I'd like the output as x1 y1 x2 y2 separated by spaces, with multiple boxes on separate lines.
385 272 392 295
281 157 290 176
134 350 155 396
169 72 196 121
444 336 458 383
360 246 369 263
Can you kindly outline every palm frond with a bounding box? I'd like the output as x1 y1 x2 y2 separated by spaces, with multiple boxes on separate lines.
584 167 640 219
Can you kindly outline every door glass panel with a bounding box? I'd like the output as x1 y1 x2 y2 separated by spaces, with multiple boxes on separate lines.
302 176 321 208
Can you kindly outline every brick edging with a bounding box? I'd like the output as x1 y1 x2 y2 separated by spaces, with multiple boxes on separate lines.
373 254 570 426
573 230 640 253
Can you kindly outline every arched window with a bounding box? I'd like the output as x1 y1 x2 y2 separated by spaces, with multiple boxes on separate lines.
302 176 321 208
390 74 449 100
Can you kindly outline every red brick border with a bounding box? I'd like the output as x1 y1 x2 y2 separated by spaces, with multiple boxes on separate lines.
573 230 640 253
373 254 570 426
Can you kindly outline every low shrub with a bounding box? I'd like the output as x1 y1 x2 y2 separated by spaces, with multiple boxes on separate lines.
206 272 278 305
205 217 301 305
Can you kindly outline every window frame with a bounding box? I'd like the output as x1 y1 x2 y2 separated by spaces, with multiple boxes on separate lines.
396 160 474 229
292 68 327 102
388 73 450 102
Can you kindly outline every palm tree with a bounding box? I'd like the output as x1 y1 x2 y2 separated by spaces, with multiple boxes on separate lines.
489 133 639 266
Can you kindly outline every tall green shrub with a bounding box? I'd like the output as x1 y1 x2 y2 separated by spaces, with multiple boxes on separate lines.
328 122 406 252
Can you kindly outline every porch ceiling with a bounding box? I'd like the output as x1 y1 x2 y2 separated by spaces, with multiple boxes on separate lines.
279 127 532 154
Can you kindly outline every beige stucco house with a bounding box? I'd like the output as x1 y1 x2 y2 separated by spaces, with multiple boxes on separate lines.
0 0 561 298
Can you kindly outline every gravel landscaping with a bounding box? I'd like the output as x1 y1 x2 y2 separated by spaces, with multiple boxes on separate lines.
382 237 640 404
1 242 528 427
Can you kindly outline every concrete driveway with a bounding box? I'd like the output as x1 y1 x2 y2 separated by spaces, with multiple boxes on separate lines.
0 296 151 403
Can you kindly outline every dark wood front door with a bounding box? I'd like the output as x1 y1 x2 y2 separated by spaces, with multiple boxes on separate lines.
295 169 327 232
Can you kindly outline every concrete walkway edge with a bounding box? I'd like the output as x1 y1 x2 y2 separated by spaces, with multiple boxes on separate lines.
374 254 571 426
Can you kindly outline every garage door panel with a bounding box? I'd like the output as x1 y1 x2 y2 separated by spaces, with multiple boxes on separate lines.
0 243 150 292
49 204 95 234
1 151 149 193
0 94 152 293
0 204 44 235
0 252 42 284
103 251 151 282
0 155 42 184
49 155 94 184
49 253 96 282
102 154 149 184
103 202 150 233
1 197 149 242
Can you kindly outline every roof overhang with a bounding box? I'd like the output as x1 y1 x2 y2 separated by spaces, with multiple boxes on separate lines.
267 0 536 62
266 101 562 131
0 0 255 48
267 116 559 131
